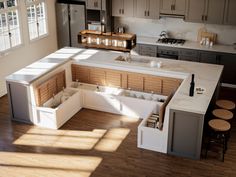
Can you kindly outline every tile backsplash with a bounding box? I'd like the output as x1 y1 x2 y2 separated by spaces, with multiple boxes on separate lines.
114 17 236 45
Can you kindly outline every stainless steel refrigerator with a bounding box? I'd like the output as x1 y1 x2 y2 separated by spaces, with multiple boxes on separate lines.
56 0 86 48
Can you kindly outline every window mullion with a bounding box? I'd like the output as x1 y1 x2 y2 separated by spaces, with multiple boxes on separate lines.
5 11 12 48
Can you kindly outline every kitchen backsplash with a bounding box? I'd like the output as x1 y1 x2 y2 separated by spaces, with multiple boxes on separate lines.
114 17 236 45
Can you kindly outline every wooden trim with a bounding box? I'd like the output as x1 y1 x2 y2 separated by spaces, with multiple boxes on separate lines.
72 64 183 96
35 70 66 106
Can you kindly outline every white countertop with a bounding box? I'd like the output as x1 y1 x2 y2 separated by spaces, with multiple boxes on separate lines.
137 36 236 55
6 47 223 115
72 48 223 115
5 48 82 84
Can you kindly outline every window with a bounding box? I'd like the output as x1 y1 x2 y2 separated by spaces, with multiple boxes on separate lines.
25 0 47 40
0 0 21 52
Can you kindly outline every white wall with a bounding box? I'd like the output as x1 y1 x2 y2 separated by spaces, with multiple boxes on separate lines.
0 0 58 97
114 17 236 45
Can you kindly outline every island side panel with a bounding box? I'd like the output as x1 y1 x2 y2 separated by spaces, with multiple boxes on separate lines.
168 109 204 159
6 81 33 124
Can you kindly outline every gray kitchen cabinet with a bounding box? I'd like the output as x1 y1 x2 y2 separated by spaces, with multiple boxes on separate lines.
185 0 225 24
224 0 236 25
219 54 236 85
136 0 160 19
199 51 219 64
178 49 199 62
112 0 134 17
87 0 101 10
160 0 186 15
138 44 157 57
168 109 205 159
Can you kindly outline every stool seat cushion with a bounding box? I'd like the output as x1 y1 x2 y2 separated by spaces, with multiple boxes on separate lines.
208 119 231 132
216 100 236 110
212 109 234 120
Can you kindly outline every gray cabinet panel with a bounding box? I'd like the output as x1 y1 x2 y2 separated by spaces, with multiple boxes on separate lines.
219 54 236 84
138 44 157 57
168 109 204 159
7 82 32 123
185 0 205 23
205 0 225 24
179 49 199 62
224 0 236 25
199 51 219 64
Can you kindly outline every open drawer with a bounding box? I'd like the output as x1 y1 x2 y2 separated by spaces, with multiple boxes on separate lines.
137 92 175 152
35 88 82 129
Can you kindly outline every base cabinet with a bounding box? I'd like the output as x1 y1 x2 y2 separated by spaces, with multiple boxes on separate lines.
36 89 82 129
219 54 236 85
81 85 165 119
82 90 121 115
168 109 204 159
72 64 182 96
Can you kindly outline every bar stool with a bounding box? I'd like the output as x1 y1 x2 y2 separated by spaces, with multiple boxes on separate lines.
216 100 235 111
212 109 234 122
205 119 231 161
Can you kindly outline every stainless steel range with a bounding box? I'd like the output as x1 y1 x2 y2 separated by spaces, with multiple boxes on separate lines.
157 38 186 46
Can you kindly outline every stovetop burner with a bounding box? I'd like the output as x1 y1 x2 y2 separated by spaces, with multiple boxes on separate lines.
157 38 186 45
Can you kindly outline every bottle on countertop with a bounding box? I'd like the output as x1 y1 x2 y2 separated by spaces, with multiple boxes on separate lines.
189 74 195 97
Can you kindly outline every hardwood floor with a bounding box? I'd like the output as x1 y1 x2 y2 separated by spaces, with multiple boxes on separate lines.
0 87 236 177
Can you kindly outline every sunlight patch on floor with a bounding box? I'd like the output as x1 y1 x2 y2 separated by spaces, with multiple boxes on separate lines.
0 152 102 177
13 127 130 152
94 128 130 152
13 129 107 150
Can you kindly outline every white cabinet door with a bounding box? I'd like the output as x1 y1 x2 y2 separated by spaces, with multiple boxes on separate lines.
87 0 101 10
119 96 157 119
148 0 160 19
136 0 147 18
160 0 173 14
82 91 121 115
224 0 236 25
174 0 186 15
112 0 123 16
185 0 205 23
205 0 225 24
123 0 134 17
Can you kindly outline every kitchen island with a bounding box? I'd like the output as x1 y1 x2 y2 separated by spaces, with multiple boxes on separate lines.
6 47 223 160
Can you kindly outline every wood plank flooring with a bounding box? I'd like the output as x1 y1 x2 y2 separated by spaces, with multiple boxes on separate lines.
0 87 236 177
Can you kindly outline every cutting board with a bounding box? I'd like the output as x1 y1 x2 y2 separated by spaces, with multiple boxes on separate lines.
197 28 217 44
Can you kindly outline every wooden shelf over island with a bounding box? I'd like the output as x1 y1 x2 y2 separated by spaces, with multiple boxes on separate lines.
78 30 137 52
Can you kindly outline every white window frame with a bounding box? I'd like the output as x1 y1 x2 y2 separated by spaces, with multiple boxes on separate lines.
25 0 48 41
0 0 22 54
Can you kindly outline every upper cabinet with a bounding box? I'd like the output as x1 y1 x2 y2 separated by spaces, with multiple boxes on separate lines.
112 0 134 17
205 0 225 24
136 0 160 19
160 0 186 16
224 0 236 25
185 0 225 24
86 0 102 10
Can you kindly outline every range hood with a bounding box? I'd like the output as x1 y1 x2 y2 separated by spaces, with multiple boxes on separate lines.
159 13 185 19
57 0 86 5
